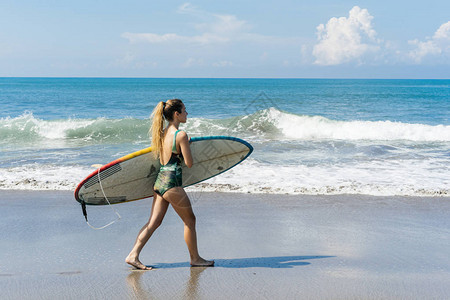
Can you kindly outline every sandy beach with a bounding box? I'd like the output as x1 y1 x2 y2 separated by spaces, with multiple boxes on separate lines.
1 190 449 299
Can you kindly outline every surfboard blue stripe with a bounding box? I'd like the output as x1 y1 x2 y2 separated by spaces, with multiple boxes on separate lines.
191 136 253 156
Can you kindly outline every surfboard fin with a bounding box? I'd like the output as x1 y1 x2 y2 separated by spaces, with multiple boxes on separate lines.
81 200 88 222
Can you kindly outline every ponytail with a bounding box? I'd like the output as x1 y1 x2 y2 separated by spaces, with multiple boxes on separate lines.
149 99 184 158
150 102 165 158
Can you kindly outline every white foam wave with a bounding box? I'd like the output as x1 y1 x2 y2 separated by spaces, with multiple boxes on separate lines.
186 158 450 197
0 164 90 191
269 108 450 142
185 108 450 142
0 112 96 140
3 159 448 197
0 112 149 148
2 110 449 146
38 119 96 140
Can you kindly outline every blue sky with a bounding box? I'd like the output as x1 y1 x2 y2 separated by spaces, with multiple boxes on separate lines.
1 0 449 78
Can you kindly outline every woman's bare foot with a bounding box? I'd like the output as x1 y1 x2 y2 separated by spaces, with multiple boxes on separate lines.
190 258 215 267
125 256 153 270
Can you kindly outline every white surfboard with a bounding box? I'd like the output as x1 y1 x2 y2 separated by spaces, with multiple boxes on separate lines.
75 136 253 205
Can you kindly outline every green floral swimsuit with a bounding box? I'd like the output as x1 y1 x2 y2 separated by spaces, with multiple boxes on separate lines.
154 130 183 196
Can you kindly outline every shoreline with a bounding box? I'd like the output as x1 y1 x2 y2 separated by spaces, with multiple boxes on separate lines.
1 187 449 197
1 190 449 299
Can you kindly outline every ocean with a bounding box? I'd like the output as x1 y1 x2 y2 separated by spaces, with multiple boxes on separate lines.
1 78 449 196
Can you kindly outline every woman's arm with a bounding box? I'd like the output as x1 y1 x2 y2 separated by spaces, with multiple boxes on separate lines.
178 131 193 168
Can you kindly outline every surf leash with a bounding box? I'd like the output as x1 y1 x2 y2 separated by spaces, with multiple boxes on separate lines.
80 168 121 230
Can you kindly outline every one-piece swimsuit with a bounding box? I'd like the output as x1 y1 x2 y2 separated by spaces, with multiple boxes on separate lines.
153 130 183 196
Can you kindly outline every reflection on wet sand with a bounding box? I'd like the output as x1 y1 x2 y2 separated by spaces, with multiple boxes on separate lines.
126 266 207 299
183 267 207 299
126 270 152 299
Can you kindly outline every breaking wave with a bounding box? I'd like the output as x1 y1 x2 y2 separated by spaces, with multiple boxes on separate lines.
2 109 449 149
1 110 449 196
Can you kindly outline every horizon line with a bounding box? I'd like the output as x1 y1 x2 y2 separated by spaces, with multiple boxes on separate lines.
1 76 449 80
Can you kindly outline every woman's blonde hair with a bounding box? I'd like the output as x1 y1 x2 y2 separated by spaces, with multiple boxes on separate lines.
149 99 184 158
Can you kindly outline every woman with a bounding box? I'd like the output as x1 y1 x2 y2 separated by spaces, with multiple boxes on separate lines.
125 99 214 270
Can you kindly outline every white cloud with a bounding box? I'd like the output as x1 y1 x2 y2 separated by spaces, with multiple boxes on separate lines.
121 18 242 45
118 4 306 73
408 40 441 62
312 6 380 65
408 21 450 63
121 3 291 46
122 3 249 46
434 21 450 39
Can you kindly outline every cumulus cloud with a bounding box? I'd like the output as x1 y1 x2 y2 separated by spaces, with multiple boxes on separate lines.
408 21 450 63
312 6 380 65
434 21 450 39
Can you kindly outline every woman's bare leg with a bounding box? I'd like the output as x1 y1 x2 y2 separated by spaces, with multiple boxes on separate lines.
164 187 214 267
125 193 169 270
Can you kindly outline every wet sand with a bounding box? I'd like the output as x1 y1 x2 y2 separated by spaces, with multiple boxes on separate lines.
1 190 449 299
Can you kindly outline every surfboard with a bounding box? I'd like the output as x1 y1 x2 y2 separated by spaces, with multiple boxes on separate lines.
74 136 253 205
